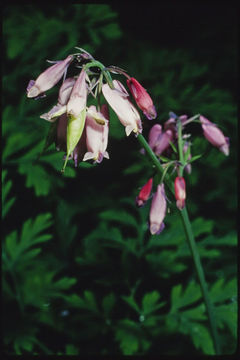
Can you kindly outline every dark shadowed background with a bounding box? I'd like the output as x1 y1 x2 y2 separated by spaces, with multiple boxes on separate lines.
2 2 238 356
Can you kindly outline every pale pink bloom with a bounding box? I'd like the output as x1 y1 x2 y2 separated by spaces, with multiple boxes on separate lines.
40 77 76 122
67 69 87 118
102 80 142 136
126 77 157 120
200 115 229 156
27 55 73 98
149 183 167 235
83 105 109 163
136 178 153 207
174 177 186 210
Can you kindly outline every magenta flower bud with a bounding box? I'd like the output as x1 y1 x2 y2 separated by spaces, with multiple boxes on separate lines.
200 115 229 156
149 183 167 235
126 77 157 120
136 178 153 207
154 130 174 156
148 124 162 149
27 55 73 98
102 80 142 136
174 176 186 210
83 105 109 163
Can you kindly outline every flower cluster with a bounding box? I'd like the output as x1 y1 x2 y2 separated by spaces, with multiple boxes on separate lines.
26 49 156 171
136 110 229 235
27 48 230 236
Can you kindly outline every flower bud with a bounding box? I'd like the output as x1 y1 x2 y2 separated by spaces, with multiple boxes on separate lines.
83 105 109 163
174 176 186 210
136 178 153 207
200 115 229 156
126 77 157 120
102 80 142 136
149 183 167 235
27 55 73 98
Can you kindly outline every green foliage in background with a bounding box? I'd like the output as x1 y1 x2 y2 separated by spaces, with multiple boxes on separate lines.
2 4 237 356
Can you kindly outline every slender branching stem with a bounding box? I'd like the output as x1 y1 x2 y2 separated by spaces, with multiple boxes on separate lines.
136 132 220 355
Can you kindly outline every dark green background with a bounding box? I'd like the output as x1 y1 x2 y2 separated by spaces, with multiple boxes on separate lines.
2 3 238 356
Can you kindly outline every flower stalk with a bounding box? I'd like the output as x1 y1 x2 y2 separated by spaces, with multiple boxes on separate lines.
136 132 220 355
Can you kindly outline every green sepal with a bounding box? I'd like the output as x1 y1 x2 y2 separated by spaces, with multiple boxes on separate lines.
62 108 86 172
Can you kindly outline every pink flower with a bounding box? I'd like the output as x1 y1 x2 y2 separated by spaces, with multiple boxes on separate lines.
200 115 229 156
136 178 153 207
154 130 174 156
126 77 157 120
148 124 162 149
174 176 186 210
102 80 142 136
27 55 73 98
83 105 109 163
40 77 76 122
67 69 87 119
149 183 167 235
183 142 192 174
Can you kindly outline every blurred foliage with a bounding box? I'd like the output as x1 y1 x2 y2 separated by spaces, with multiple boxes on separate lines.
2 3 237 356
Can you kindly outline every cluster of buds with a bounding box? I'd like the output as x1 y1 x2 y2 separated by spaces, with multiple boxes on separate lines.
27 48 230 236
26 48 157 171
136 110 229 235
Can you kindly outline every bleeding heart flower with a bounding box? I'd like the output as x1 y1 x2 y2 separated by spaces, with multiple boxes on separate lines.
200 115 229 156
27 55 73 98
149 183 167 235
174 176 186 210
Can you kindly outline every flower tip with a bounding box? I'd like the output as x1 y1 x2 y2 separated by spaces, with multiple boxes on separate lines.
150 223 159 235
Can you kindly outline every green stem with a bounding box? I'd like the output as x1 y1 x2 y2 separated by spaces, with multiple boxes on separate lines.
83 61 114 89
136 132 220 355
179 207 220 355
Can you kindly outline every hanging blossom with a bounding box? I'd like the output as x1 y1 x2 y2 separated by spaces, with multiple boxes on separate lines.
26 49 230 235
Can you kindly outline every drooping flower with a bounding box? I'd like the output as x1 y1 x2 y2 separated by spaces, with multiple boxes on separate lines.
136 178 153 207
40 77 76 122
174 176 186 210
126 77 157 120
83 105 109 163
102 80 142 136
27 55 73 98
200 115 229 156
154 130 174 156
148 124 162 150
149 183 167 235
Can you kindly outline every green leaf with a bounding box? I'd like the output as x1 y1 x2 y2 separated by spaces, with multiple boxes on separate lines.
142 291 164 316
18 162 52 196
190 323 215 355
102 293 116 317
2 170 16 218
122 295 141 314
115 319 140 355
170 281 202 312
5 213 52 267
